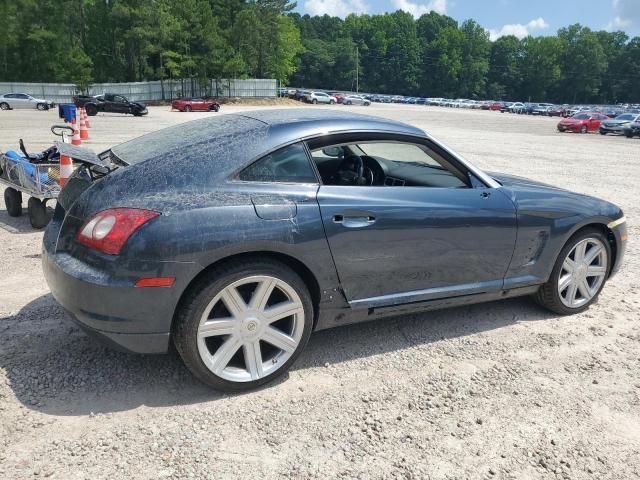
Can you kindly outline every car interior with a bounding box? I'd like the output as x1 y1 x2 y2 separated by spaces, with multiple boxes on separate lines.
308 141 470 188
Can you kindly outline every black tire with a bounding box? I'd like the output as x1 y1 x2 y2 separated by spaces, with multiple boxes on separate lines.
580 125 588 134
312 99 318 104
27 197 49 229
0 102 10 110
85 104 98 116
184 105 192 112
346 101 352 105
4 188 22 217
330 100 335 105
173 258 314 391
599 130 606 135
211 104 220 112
533 228 611 315
36 103 47 111
625 133 633 138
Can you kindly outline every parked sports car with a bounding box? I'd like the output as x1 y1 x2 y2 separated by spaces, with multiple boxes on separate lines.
599 113 640 135
43 110 626 391
74 94 148 116
557 112 609 133
171 98 221 112
0 93 55 111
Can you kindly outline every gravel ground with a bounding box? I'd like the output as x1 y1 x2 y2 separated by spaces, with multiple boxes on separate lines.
1 104 639 479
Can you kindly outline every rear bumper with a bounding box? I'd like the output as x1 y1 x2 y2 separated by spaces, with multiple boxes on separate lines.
42 245 200 354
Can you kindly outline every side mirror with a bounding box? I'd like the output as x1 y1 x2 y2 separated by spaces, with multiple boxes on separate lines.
322 146 342 157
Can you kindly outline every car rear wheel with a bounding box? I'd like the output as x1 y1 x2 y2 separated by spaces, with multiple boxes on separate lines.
534 229 610 315
36 103 47 111
0 102 10 110
184 105 192 112
4 187 22 217
174 259 314 391
211 104 220 112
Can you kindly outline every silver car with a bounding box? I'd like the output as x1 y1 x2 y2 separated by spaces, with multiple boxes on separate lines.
343 95 370 106
0 93 55 111
306 91 337 104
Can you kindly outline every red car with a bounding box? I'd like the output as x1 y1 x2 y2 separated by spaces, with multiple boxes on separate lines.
172 98 221 112
489 102 505 111
329 92 346 104
557 112 609 133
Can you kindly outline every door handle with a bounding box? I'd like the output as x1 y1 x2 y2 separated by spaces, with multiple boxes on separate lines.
333 214 376 228
480 191 491 199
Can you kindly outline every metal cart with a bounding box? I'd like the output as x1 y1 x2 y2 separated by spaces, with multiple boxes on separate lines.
0 125 73 228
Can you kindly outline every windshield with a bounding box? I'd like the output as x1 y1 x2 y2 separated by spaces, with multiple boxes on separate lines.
615 114 634 120
572 113 590 119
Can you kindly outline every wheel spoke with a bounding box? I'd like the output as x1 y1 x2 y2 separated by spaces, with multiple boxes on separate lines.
261 327 298 353
263 301 303 323
574 241 587 263
558 274 573 293
250 278 276 310
198 318 235 338
578 277 592 300
586 265 606 277
562 257 576 274
210 335 242 374
565 282 578 306
583 244 603 265
243 341 264 380
221 287 246 318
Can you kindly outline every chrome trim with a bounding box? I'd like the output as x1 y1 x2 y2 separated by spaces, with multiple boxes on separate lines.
607 216 626 229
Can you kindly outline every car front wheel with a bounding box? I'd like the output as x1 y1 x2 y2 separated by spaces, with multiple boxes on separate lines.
534 229 610 315
174 259 314 391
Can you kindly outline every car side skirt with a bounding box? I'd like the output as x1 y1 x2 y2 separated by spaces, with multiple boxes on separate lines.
315 284 541 331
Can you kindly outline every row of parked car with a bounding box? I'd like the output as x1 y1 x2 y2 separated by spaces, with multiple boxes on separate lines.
556 111 640 137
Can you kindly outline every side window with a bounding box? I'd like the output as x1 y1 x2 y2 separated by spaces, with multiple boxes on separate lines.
309 140 469 188
239 143 317 183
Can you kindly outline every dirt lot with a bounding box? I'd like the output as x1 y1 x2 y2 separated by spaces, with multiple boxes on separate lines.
1 104 639 479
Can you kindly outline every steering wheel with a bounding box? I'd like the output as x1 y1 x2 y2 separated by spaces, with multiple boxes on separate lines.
333 155 373 186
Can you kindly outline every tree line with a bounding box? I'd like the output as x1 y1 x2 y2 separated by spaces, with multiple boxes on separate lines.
1 1 638 103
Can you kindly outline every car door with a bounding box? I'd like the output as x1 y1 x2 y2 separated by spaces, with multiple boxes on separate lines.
309 134 517 308
110 95 130 113
10 94 29 109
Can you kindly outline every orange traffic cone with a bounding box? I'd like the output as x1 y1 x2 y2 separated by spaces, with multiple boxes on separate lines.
81 107 90 129
80 111 89 140
59 129 73 187
71 116 81 146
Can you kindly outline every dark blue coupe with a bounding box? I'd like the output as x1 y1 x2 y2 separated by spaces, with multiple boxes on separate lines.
43 109 627 390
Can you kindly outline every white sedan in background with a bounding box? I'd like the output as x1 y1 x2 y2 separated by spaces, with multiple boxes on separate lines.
0 93 55 110
343 95 370 106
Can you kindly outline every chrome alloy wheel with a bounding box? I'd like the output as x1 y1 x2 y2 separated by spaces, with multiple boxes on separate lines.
558 237 608 308
197 275 305 382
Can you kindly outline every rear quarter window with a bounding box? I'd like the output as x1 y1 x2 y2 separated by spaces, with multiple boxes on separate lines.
238 143 317 183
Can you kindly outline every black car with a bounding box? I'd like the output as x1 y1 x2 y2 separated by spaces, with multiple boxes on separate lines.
43 110 627 391
74 93 148 116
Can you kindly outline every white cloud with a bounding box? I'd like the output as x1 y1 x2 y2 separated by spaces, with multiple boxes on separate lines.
391 0 447 18
304 0 368 18
488 17 549 41
607 0 640 31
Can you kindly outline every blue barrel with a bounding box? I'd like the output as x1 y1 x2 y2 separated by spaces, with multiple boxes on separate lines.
58 104 77 123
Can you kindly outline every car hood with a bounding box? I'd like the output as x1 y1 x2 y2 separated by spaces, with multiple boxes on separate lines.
603 119 631 126
488 171 622 220
559 118 584 124
488 172 566 192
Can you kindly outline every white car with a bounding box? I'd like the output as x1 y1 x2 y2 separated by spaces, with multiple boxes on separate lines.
306 91 337 105
343 95 370 106
0 93 55 111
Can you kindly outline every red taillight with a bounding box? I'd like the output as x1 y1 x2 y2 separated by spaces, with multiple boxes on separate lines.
135 277 176 288
76 208 159 255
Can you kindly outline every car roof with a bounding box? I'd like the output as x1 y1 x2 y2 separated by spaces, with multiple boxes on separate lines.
110 109 426 184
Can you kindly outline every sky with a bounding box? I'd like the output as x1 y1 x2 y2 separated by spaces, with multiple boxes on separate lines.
299 0 640 40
